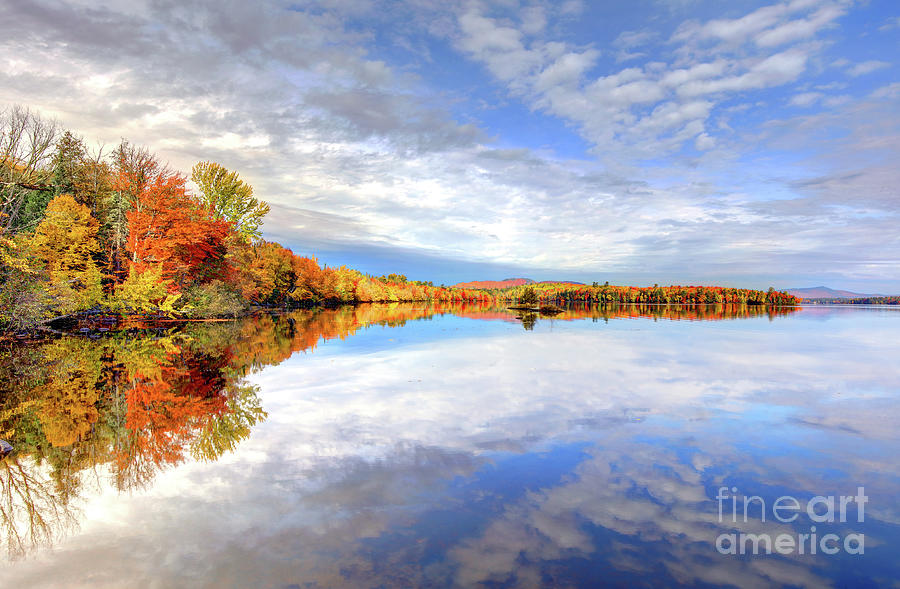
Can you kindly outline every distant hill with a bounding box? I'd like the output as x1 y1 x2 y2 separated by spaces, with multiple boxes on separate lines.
452 278 534 289
452 278 584 289
786 286 883 299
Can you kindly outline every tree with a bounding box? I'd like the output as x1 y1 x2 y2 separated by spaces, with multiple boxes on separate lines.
0 106 59 234
107 140 163 281
190 381 266 462
378 273 408 284
125 170 232 291
51 132 88 200
291 255 337 304
191 161 269 242
110 265 180 313
0 234 47 330
29 194 104 313
35 339 103 448
231 240 295 304
519 286 538 305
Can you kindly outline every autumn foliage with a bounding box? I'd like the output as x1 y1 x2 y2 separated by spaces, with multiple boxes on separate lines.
494 282 800 307
0 109 799 333
124 170 232 290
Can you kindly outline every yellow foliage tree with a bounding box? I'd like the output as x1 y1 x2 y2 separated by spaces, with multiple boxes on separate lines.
110 265 181 313
0 232 51 330
0 235 32 274
28 194 103 313
37 339 103 447
191 161 269 242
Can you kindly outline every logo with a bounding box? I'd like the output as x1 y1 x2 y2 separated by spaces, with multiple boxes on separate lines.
714 486 866 555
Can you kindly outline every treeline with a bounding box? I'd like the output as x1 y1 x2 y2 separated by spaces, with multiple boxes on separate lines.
0 106 488 332
807 296 900 305
499 283 800 306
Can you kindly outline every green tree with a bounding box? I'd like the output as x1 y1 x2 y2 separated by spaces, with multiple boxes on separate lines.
191 161 269 241
51 131 87 200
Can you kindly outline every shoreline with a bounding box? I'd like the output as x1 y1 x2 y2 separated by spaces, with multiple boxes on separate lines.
2 300 806 343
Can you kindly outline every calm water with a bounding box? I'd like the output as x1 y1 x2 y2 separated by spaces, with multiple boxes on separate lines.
0 304 898 588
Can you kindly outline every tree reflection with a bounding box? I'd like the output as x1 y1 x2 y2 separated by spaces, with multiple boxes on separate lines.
190 381 266 463
0 331 267 551
0 455 78 559
519 312 538 330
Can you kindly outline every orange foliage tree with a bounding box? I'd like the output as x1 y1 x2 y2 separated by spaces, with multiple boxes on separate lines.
230 239 295 304
124 170 233 291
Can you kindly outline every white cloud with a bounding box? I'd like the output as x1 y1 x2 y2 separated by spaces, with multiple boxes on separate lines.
676 47 810 97
453 1 845 166
754 4 845 47
871 82 900 99
534 50 600 92
848 60 891 77
879 15 900 31
660 60 729 88
614 29 659 49
520 5 547 35
694 132 715 150
788 91 823 107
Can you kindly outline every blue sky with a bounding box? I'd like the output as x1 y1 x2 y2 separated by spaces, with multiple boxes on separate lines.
1 0 898 290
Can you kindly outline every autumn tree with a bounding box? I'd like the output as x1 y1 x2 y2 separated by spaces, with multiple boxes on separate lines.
0 234 46 330
191 161 269 242
519 287 538 305
107 140 162 280
291 255 337 304
35 339 104 448
125 170 232 291
378 273 407 284
231 240 295 304
190 381 267 462
29 194 104 313
110 265 180 313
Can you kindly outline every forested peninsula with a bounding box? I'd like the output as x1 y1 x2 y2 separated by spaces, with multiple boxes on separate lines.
1 106 799 335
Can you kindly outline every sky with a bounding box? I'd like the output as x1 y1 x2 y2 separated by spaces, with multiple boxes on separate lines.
1 0 898 291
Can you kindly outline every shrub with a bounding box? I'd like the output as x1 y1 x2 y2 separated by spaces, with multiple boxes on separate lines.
0 236 50 330
180 280 247 318
109 266 180 314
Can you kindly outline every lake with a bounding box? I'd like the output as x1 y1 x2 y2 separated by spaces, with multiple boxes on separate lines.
0 304 898 588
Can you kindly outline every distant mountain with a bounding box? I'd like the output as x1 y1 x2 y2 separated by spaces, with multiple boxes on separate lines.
452 278 585 289
786 286 883 299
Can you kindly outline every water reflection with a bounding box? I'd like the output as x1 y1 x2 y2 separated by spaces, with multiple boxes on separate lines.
0 303 897 588
0 304 496 557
